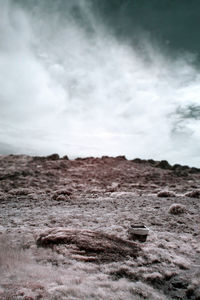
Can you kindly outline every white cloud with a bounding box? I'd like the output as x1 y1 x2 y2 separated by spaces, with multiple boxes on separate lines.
0 0 200 166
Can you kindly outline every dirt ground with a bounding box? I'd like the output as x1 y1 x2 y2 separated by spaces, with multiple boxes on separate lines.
0 154 199 299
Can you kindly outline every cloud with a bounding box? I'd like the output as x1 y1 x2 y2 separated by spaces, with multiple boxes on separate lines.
0 0 200 166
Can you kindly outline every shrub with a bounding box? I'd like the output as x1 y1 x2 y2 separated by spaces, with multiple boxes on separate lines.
157 191 176 198
47 154 60 160
169 203 186 215
52 189 72 200
9 188 33 196
62 155 69 160
0 191 7 201
185 190 200 198
156 160 172 170
55 195 68 201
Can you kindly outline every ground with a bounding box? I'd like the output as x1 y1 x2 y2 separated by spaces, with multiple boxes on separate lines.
0 154 199 299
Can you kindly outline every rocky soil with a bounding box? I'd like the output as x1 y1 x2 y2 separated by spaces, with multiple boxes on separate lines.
0 154 199 300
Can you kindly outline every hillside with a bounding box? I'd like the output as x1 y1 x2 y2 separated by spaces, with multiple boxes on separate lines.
0 154 199 299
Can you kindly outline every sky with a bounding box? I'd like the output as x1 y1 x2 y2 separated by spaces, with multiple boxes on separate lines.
0 0 200 166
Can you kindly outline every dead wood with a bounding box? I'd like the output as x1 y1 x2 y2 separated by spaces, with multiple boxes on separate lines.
36 228 141 263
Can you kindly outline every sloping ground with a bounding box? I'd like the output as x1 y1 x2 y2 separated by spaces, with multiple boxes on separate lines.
0 154 200 299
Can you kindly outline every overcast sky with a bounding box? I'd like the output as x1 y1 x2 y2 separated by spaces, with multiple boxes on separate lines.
0 0 200 166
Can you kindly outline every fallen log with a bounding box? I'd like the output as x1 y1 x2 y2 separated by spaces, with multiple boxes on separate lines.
36 228 140 263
